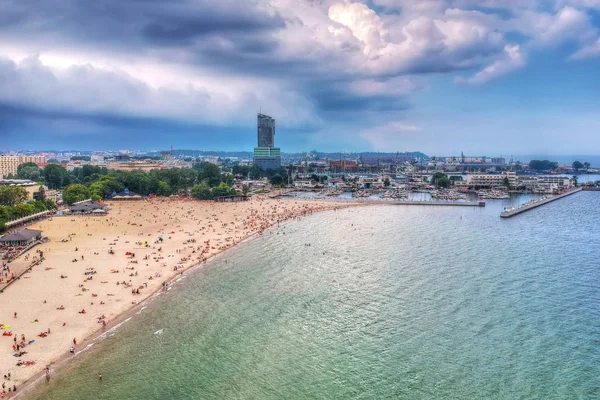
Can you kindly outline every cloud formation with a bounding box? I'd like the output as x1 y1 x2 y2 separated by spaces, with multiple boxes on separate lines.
0 0 600 151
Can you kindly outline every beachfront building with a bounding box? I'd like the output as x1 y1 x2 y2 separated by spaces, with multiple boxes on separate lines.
254 113 281 170
111 188 143 200
0 228 42 247
0 180 58 202
68 200 107 214
0 155 20 179
533 176 571 193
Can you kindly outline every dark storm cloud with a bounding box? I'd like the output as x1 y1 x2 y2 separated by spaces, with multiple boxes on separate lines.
141 10 284 45
0 0 285 53
307 84 410 114
0 0 418 147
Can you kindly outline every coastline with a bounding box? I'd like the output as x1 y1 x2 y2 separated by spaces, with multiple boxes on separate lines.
8 198 365 399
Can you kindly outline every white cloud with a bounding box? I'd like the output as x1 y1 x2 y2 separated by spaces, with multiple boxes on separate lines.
360 121 422 151
0 54 319 127
519 6 596 45
570 38 600 59
456 44 526 85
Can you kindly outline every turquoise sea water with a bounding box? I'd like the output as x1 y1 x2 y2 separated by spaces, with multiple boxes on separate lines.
31 193 600 399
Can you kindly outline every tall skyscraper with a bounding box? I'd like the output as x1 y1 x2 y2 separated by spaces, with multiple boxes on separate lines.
257 114 275 148
254 113 281 170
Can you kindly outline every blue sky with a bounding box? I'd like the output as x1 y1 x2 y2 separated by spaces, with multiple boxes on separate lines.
1 0 600 156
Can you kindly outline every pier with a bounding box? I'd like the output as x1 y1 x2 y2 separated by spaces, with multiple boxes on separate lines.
500 187 582 218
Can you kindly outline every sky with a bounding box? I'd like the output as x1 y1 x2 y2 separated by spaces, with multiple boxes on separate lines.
1 0 600 156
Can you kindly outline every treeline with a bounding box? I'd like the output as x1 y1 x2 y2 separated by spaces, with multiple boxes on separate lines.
9 161 292 205
54 162 244 204
0 186 57 232
528 160 558 171
528 159 591 171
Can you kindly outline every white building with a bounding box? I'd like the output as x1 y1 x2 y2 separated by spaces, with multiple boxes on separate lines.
466 172 517 188
533 176 571 193
294 180 314 188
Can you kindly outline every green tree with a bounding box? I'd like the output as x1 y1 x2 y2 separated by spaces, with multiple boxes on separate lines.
211 182 235 197
14 203 35 218
232 165 250 177
91 194 102 201
200 163 222 187
178 168 198 191
44 199 57 210
191 182 212 200
0 186 28 206
17 163 41 180
249 165 262 180
79 165 105 180
241 184 250 196
572 161 583 171
571 176 578 186
503 176 511 189
528 160 558 171
62 184 91 205
44 164 68 189
270 174 284 186
431 172 451 188
38 185 46 201
89 176 124 198
224 174 235 187
583 162 591 170
155 181 171 196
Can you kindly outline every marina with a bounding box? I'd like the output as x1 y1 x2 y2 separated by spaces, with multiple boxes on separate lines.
500 187 583 218
389 200 485 207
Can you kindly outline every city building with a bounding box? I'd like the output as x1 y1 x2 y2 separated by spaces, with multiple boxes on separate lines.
0 155 20 178
534 176 571 193
257 113 275 147
466 171 517 188
90 155 105 163
19 155 47 165
254 113 281 170
105 162 161 172
329 160 358 172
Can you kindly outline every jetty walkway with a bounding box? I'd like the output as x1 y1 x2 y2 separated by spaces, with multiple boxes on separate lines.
500 187 582 218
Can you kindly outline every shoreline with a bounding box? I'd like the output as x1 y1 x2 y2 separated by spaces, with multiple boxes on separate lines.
10 199 365 399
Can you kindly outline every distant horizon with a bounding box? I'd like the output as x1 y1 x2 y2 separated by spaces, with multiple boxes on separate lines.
3 148 600 165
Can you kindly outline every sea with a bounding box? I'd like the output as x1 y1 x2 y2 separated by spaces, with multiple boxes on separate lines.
30 192 600 399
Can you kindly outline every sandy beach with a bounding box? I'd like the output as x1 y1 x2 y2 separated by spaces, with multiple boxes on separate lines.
0 197 355 396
